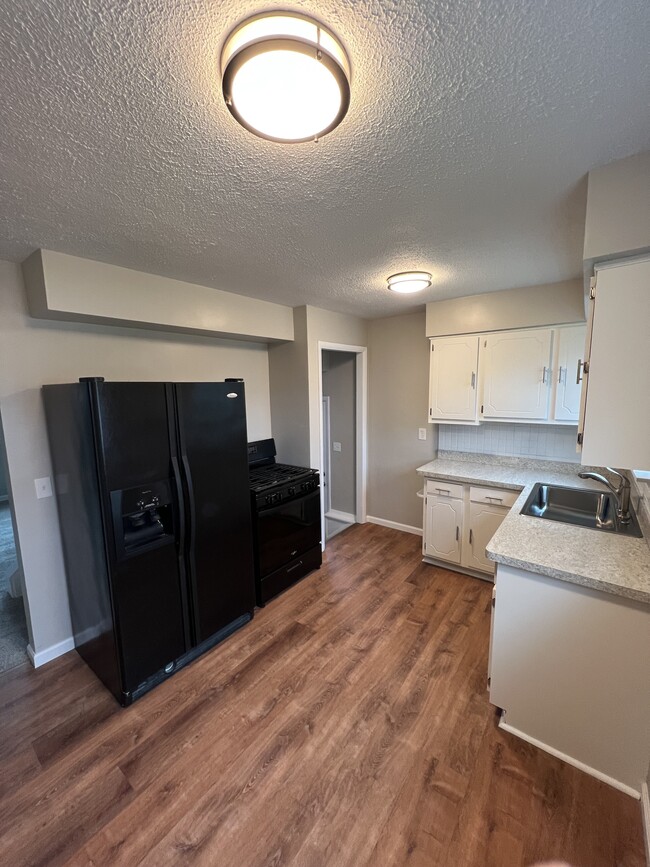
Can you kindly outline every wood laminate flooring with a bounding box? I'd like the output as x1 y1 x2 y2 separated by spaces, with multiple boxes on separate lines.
0 523 644 866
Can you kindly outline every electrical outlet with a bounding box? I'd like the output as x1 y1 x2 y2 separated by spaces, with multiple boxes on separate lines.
418 428 427 441
35 476 53 499
332 441 342 452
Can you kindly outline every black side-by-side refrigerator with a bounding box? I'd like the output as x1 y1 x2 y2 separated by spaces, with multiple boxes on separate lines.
43 378 255 705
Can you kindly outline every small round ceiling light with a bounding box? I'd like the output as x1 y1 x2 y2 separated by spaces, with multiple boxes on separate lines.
221 12 351 143
387 272 432 294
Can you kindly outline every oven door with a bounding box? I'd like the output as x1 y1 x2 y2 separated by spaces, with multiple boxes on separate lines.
256 489 321 577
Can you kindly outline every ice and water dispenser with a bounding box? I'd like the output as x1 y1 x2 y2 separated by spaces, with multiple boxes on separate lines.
111 480 175 559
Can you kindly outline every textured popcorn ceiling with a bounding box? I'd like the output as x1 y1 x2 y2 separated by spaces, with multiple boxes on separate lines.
1 1 649 318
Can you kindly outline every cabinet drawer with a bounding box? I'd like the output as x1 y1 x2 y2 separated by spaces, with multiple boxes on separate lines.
425 479 464 499
469 486 518 508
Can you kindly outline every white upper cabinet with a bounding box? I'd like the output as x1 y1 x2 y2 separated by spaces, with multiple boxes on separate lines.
428 336 479 423
552 325 586 421
480 328 553 420
579 258 650 469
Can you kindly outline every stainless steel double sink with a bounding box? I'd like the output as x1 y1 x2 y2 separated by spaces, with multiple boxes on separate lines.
521 483 643 537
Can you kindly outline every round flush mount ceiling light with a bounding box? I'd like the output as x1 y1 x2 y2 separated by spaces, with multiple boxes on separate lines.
387 272 433 294
221 12 351 143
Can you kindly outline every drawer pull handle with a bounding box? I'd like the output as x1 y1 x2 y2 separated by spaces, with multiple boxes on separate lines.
486 496 503 502
286 560 304 573
435 488 451 495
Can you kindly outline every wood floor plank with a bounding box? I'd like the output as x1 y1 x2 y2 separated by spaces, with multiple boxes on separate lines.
0 523 644 867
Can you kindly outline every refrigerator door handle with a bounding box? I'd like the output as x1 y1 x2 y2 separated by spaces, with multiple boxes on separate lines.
181 452 198 589
171 455 186 553
171 456 192 653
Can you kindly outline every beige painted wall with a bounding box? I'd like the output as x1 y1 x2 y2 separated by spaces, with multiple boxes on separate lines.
322 351 356 515
425 279 585 337
584 150 650 263
268 305 368 472
0 259 273 659
23 249 294 343
305 306 368 470
268 307 310 466
367 312 437 530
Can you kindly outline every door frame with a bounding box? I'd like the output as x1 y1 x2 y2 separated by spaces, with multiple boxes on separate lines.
318 342 368 549
321 395 332 515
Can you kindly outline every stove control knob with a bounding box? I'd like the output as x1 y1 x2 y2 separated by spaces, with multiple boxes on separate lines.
288 486 295 496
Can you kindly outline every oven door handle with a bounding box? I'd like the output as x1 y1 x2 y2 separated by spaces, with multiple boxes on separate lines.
256 487 320 512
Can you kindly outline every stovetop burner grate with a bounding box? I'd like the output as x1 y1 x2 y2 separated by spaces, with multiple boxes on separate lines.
249 462 317 492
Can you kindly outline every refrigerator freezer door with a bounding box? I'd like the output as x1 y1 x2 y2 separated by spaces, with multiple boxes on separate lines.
93 382 188 694
175 382 255 645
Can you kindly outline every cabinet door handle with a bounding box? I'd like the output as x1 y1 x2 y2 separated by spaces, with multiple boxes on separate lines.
542 366 549 384
576 359 584 385
558 366 564 384
471 371 476 389
456 526 459 541
469 528 473 544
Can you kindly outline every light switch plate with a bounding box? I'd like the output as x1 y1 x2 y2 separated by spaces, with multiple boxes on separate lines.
333 442 342 452
35 476 53 499
418 428 427 441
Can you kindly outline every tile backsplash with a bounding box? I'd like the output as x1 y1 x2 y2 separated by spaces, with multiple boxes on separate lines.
438 422 579 462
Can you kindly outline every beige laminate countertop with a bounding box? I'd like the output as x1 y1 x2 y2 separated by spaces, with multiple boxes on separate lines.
416 455 650 606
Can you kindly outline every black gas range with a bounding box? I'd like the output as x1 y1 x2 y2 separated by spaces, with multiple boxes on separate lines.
248 439 322 606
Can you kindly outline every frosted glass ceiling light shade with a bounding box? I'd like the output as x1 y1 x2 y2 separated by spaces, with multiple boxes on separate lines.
221 13 351 143
387 272 433 294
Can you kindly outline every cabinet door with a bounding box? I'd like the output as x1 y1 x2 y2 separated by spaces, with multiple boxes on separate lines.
580 259 650 468
553 326 586 421
429 336 479 422
481 329 552 419
462 502 507 574
424 494 463 564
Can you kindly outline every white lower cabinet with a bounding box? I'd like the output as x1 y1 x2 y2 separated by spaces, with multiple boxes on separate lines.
489 563 650 795
462 502 508 573
423 479 516 577
424 493 463 564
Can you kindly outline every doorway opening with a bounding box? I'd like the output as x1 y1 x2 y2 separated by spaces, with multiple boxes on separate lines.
318 343 367 545
0 416 29 672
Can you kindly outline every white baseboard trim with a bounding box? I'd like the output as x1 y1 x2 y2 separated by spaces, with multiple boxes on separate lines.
325 509 356 524
499 715 641 799
367 516 423 537
641 781 650 866
27 636 75 669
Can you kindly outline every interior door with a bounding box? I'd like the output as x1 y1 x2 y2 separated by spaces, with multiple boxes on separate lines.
424 494 463 564
429 336 479 422
481 329 552 419
175 382 255 645
553 326 586 421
